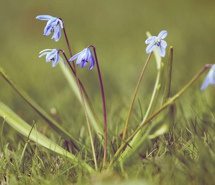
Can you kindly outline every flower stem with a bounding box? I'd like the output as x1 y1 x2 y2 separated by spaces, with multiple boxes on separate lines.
120 53 160 165
59 50 92 104
73 65 98 171
165 47 174 100
63 27 72 57
122 53 152 140
109 64 211 167
119 47 174 164
59 49 98 170
90 45 108 166
61 19 76 72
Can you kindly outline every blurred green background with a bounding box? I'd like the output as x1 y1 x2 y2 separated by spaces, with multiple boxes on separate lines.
0 0 215 135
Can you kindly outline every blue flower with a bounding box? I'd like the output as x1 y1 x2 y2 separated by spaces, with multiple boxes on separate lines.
69 48 95 70
39 49 60 67
201 65 215 90
36 15 63 42
145 30 168 57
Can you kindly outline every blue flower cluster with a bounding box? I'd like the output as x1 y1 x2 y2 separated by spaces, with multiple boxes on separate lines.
36 14 95 70
36 14 215 90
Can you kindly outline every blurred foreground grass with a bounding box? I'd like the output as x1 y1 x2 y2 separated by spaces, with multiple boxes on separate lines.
0 0 215 184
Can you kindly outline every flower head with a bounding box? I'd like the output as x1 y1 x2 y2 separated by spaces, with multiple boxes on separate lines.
36 15 63 42
201 65 215 90
145 30 168 57
69 48 95 70
39 49 60 67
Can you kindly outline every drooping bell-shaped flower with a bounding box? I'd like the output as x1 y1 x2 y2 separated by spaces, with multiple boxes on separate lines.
201 64 215 90
36 15 63 42
39 49 60 67
69 48 95 70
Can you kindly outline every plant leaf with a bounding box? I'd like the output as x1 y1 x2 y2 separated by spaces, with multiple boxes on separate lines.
0 102 94 173
59 61 102 136
0 67 79 146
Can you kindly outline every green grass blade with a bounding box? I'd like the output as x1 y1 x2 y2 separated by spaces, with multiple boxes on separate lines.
0 102 94 173
0 67 79 146
59 62 102 135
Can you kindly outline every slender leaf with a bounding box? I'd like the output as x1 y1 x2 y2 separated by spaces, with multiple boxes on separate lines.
59 62 102 135
0 102 94 173
0 68 79 147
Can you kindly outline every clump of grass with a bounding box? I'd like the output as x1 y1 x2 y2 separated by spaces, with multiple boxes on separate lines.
0 15 215 185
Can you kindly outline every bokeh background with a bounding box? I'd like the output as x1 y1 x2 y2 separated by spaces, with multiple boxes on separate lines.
0 0 215 136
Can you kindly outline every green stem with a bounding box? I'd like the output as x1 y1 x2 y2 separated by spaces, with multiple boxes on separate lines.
20 122 35 166
122 53 152 140
78 78 98 171
109 64 211 167
61 19 76 72
86 115 98 170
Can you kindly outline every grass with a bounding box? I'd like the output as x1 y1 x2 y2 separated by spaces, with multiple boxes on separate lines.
0 96 215 185
0 47 215 184
0 1 215 184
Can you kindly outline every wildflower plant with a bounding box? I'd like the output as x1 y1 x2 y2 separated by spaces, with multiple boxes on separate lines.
0 13 215 175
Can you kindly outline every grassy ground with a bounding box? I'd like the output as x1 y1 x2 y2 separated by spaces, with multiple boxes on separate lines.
0 0 215 184
0 96 215 185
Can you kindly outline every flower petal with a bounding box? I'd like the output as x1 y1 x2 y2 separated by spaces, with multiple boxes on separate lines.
39 51 50 58
145 36 156 44
52 54 60 67
39 49 52 58
146 42 156 54
51 25 61 41
39 49 52 54
157 30 168 40
43 19 56 36
36 15 53 21
76 52 86 65
158 45 166 57
89 56 95 70
201 65 215 90
69 51 82 62
59 19 64 29
160 40 167 48
201 76 210 90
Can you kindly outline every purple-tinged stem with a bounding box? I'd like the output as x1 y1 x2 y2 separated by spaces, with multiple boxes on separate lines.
58 50 91 104
60 18 76 72
90 45 108 165
58 50 98 170
60 20 95 110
